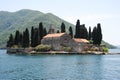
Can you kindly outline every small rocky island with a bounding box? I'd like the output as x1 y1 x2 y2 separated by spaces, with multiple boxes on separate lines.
7 20 108 54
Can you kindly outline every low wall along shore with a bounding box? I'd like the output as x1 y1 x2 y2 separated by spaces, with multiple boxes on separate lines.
7 48 109 55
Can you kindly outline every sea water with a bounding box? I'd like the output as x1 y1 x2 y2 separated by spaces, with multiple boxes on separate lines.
0 49 120 80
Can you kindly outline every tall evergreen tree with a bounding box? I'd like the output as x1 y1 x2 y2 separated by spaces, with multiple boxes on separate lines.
39 22 44 44
88 26 92 40
43 28 47 37
7 34 14 47
34 28 39 47
25 28 29 47
22 28 29 47
74 19 80 38
79 24 88 39
19 33 23 47
69 26 73 38
92 27 98 45
97 23 102 45
14 30 20 45
31 26 34 47
61 22 66 32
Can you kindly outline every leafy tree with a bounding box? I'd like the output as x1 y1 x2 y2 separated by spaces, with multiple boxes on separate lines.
69 26 73 38
61 22 66 32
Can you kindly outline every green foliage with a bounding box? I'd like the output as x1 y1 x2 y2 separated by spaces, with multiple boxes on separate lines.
61 46 72 52
102 45 109 52
35 44 51 52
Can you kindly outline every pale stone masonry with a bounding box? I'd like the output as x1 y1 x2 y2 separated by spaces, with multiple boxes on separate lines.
41 33 89 52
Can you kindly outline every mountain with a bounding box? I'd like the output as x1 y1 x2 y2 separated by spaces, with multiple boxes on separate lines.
0 9 116 48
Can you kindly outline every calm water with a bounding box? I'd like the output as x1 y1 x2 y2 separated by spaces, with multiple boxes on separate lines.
0 49 120 80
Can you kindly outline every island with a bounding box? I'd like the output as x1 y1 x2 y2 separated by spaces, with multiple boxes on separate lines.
6 20 108 54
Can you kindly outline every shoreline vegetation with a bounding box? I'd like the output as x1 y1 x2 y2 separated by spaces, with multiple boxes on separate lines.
6 19 109 55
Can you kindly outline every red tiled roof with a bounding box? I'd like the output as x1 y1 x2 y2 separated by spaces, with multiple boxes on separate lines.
43 33 65 38
74 38 89 43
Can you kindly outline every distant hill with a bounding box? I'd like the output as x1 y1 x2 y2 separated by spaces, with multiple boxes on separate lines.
0 9 116 48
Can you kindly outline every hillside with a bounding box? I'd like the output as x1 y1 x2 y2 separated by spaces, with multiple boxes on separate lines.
0 9 116 48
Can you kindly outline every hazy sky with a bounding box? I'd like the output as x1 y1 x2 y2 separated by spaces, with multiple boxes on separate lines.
0 0 120 45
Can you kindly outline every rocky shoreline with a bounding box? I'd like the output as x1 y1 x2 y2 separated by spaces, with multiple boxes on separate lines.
6 48 110 55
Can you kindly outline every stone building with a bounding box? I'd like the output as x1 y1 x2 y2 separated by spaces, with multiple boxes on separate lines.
41 33 71 50
41 33 89 52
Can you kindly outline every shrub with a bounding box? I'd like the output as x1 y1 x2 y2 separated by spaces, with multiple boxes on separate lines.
61 46 72 52
102 46 108 52
35 44 51 52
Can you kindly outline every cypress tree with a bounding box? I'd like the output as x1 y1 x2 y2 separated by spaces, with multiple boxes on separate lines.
79 24 88 39
92 27 98 45
34 28 39 47
43 28 47 37
22 28 29 47
25 28 29 47
97 23 102 45
39 22 44 44
31 26 34 47
61 22 66 32
88 26 92 40
7 34 14 47
14 30 20 45
19 33 23 47
69 26 73 38
74 19 80 38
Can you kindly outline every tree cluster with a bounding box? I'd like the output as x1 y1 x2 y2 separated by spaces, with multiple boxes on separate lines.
74 19 102 45
7 20 102 48
7 22 47 48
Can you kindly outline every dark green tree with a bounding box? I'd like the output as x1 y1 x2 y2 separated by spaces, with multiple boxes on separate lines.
7 34 14 47
61 22 66 32
33 28 39 47
31 26 34 47
74 19 80 38
14 30 20 45
56 30 60 33
88 26 92 40
69 26 73 38
25 28 29 47
43 28 47 37
79 24 88 39
97 23 102 45
92 27 98 45
22 28 29 47
39 22 44 44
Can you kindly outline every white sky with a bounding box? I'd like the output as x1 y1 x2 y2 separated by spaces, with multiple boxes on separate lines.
0 0 120 45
